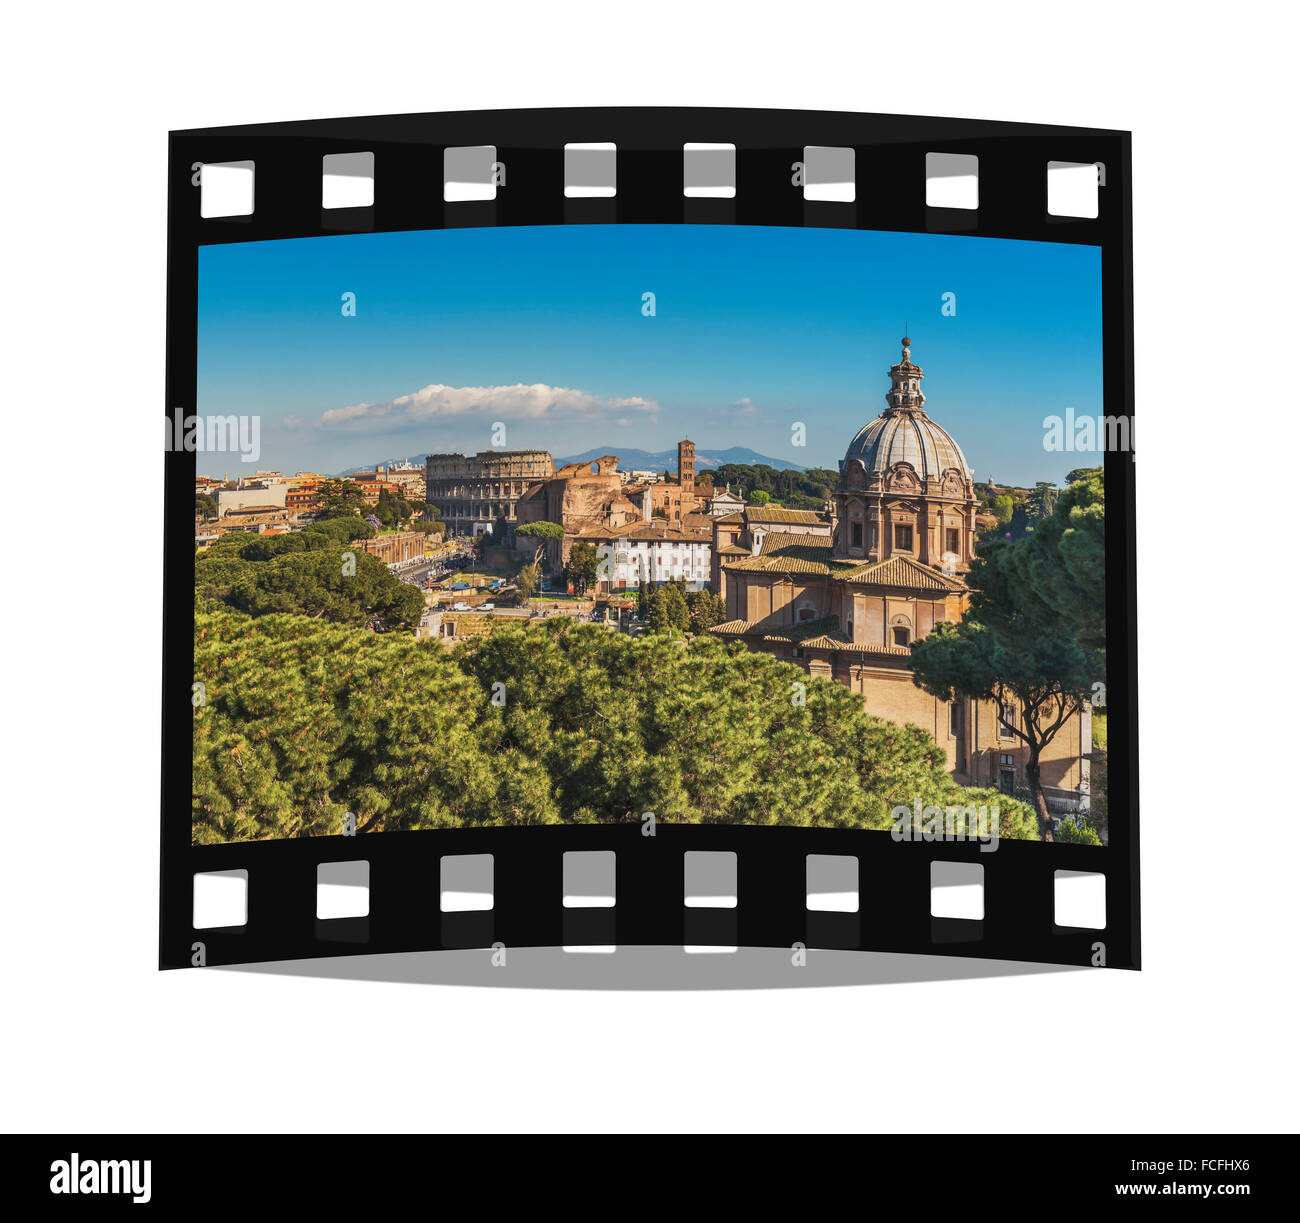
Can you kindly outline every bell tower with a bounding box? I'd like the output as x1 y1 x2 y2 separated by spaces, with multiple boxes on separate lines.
677 438 696 501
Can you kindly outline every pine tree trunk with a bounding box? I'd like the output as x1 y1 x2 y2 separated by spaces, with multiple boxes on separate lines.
1026 748 1054 842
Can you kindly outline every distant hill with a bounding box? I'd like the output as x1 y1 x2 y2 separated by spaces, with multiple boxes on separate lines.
557 446 805 473
338 446 805 476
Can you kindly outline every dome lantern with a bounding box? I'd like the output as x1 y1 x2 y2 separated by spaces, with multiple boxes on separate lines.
886 335 926 413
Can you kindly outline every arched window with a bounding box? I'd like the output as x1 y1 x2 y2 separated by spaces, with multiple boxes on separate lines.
892 626 910 647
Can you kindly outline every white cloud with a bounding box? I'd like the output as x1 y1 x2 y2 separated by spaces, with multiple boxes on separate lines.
318 382 659 430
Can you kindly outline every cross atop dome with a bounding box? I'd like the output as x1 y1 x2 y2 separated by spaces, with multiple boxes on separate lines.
886 336 926 414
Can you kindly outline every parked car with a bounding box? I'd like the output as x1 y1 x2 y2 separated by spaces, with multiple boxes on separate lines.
451 602 472 611
479 603 495 611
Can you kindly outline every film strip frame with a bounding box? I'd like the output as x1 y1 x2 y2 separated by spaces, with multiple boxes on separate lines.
162 107 1138 972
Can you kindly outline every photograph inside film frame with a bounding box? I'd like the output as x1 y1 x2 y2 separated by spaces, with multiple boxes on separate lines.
190 223 1109 852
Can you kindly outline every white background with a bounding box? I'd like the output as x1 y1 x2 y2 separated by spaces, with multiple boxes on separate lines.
2 1 1295 1133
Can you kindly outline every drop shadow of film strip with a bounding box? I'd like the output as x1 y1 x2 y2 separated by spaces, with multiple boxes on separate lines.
162 107 1138 972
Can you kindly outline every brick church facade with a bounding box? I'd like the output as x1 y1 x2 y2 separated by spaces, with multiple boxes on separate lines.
711 339 1089 810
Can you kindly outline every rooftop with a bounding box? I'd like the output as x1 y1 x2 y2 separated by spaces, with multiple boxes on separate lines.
838 554 967 592
711 614 918 656
744 506 828 525
571 522 710 542
721 536 967 591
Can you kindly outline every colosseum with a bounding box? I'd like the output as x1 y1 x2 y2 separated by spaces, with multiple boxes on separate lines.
424 450 556 536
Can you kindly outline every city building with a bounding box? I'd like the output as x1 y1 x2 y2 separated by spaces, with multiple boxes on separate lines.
703 485 746 516
377 461 427 501
353 531 427 565
215 482 288 519
624 438 702 521
516 457 641 532
425 450 556 536
571 520 713 593
710 504 833 595
710 339 1088 807
209 505 292 534
285 480 323 514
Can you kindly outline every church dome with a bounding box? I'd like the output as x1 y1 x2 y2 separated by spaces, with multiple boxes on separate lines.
843 339 972 482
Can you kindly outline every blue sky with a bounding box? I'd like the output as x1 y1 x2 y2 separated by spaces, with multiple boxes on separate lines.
196 224 1102 485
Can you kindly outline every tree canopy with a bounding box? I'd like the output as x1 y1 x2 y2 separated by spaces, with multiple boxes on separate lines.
516 521 564 540
564 541 599 593
373 485 415 528
645 581 689 633
910 469 1106 837
687 589 725 634
194 610 1040 842
196 526 423 630
709 463 838 507
319 479 367 512
514 562 541 602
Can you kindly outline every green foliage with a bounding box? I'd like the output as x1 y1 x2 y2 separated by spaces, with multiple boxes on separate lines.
910 618 1098 723
194 610 1040 842
193 610 557 842
195 527 423 630
564 541 599 593
319 478 367 512
1013 470 1106 652
711 463 836 504
646 581 689 633
687 589 725 634
1025 481 1060 528
456 622 1040 833
516 521 564 540
195 493 217 519
311 509 376 539
514 562 540 602
749 489 772 505
910 470 1106 835
1054 815 1103 845
991 493 1015 526
967 470 1105 653
374 486 415 528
